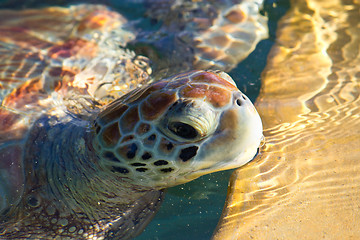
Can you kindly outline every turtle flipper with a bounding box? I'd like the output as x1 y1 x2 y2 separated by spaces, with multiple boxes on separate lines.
106 190 165 239
129 0 268 73
0 5 152 115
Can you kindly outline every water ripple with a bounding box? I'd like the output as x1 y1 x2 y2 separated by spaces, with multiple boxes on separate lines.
214 0 360 239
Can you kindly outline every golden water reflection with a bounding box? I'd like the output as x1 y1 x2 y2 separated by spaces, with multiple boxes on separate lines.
213 0 360 239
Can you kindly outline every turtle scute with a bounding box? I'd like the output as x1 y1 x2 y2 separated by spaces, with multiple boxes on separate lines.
0 2 266 239
0 70 263 239
132 0 268 73
94 70 263 188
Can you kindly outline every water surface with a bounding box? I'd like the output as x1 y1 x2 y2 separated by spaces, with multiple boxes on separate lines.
214 0 360 239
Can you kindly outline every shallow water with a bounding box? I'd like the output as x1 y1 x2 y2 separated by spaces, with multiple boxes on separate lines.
3 0 358 239
135 1 289 239
214 0 360 239
0 0 287 239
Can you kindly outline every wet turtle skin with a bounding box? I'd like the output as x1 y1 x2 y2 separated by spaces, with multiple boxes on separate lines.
0 2 266 239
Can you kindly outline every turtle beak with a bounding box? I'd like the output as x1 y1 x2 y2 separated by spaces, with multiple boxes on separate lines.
187 90 263 176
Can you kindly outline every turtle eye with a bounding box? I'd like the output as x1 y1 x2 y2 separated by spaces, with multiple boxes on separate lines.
168 121 198 139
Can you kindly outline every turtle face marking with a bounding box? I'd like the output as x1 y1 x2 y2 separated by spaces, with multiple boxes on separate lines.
120 107 139 134
179 146 198 162
159 138 174 154
94 70 263 188
101 122 121 147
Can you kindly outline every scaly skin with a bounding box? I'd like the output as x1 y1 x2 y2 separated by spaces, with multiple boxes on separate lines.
0 70 262 239
132 0 268 73
0 2 267 239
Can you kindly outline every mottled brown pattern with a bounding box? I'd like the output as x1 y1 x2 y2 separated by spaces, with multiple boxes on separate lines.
166 77 190 89
136 123 151 135
0 26 53 50
97 103 128 125
140 92 176 120
180 84 231 108
122 87 151 105
102 122 121 148
59 69 77 89
48 67 63 77
0 1 267 238
0 8 74 39
158 138 174 155
142 134 157 146
191 71 237 90
78 13 110 32
120 135 134 143
0 50 46 102
76 8 125 32
205 35 231 49
0 5 148 120
120 107 140 134
124 81 169 105
117 143 137 161
195 47 226 61
47 39 98 60
3 78 45 109
0 109 21 132
207 86 231 108
180 84 208 99
224 8 246 24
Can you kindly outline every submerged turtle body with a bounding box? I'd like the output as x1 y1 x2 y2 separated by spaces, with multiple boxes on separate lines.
0 3 264 240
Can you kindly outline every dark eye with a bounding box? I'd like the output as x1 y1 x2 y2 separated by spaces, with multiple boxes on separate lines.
168 122 198 139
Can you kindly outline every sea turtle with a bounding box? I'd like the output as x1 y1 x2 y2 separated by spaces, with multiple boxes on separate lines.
0 3 265 240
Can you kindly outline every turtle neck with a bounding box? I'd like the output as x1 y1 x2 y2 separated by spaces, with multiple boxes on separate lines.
24 114 155 220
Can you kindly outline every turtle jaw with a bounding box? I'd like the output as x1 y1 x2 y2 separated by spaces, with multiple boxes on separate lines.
139 91 263 189
179 92 263 182
91 70 263 189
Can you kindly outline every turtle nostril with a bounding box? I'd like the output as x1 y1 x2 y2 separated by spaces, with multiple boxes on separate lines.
236 99 242 106
236 94 248 107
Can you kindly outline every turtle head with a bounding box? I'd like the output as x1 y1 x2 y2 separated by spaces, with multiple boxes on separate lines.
93 70 263 188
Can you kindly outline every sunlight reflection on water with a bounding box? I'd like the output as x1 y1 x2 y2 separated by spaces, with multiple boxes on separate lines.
214 0 360 239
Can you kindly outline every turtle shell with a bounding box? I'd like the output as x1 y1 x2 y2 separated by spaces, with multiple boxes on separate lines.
132 0 268 73
0 4 152 214
0 2 267 239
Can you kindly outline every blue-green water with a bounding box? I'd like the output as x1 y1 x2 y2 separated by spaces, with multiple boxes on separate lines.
135 34 271 240
0 0 289 239
135 1 290 239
